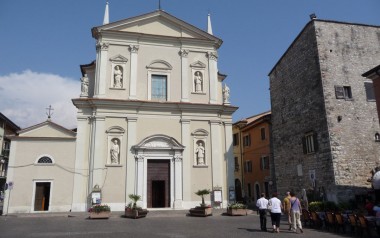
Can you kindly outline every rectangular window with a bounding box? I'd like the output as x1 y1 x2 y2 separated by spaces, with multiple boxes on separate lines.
261 128 266 140
364 82 375 101
245 161 252 173
233 133 239 146
335 85 353 100
302 132 318 154
151 75 167 101
260 156 270 170
243 134 251 147
234 157 239 171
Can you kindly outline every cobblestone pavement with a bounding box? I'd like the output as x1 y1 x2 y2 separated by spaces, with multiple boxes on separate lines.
0 210 363 238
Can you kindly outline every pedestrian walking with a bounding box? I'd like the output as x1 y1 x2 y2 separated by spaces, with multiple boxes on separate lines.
256 193 269 231
282 191 292 230
289 191 303 233
268 192 283 233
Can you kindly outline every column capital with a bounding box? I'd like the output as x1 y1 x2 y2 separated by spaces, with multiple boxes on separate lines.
134 155 144 162
173 155 183 162
179 49 189 58
223 121 233 126
210 120 221 125
129 45 140 53
127 116 138 122
207 51 218 61
96 41 109 51
180 119 191 124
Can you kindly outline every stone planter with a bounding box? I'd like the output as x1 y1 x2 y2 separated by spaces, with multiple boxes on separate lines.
227 208 247 216
125 207 149 219
189 206 213 217
89 211 111 219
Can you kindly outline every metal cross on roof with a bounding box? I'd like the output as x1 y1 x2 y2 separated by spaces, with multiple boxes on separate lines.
46 105 54 119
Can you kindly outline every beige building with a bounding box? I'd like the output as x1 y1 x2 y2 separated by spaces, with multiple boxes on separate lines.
4 9 237 214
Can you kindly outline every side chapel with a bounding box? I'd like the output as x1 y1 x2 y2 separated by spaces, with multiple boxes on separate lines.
4 7 237 213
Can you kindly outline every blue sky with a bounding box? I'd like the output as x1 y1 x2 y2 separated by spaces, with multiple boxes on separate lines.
0 0 379 128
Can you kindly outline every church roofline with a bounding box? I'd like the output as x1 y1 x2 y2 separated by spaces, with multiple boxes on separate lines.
92 9 222 48
16 120 77 137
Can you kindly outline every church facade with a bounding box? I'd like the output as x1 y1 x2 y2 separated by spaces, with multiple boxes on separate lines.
4 10 237 213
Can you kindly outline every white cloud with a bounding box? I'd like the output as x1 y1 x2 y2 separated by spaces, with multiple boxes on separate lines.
0 70 80 129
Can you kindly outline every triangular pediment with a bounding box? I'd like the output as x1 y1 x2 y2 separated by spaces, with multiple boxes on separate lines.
109 55 128 63
190 61 207 69
94 10 221 43
18 121 76 138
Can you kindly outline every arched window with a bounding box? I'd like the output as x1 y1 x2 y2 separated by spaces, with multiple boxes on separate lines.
37 156 53 164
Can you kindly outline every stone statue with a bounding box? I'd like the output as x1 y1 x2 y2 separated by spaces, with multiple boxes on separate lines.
114 66 123 88
110 139 120 164
195 142 205 165
194 71 203 92
223 83 230 104
80 74 89 97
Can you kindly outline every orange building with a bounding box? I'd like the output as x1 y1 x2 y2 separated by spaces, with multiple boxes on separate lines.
234 111 272 205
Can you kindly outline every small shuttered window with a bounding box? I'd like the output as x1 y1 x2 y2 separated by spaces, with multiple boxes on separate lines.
364 82 375 101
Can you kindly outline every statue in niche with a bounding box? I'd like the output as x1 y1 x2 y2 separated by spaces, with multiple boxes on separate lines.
113 65 123 88
110 139 120 164
80 74 89 97
195 141 205 165
223 83 230 104
194 71 203 92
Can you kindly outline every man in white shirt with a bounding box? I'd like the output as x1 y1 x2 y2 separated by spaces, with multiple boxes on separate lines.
256 193 269 231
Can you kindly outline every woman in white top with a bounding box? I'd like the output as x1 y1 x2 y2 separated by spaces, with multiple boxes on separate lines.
268 192 283 233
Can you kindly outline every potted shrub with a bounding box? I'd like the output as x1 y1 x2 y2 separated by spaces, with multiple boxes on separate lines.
227 202 247 216
189 189 212 217
88 204 111 219
125 194 149 219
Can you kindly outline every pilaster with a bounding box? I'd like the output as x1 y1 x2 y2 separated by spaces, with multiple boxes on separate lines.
94 41 109 98
207 51 218 104
180 49 189 102
129 45 139 100
71 117 90 211
92 116 106 189
173 155 183 208
181 119 191 202
210 120 223 187
126 117 138 203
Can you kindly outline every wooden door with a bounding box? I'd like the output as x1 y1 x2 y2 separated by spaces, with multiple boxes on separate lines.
147 160 170 208
34 182 50 211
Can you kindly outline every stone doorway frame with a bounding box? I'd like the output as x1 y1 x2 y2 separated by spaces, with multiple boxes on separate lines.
132 134 184 209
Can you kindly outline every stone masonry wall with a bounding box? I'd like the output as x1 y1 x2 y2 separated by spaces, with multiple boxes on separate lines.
270 20 380 202
316 21 380 201
269 21 333 198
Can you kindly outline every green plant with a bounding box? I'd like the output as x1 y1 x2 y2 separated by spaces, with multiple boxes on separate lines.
309 201 338 212
88 204 110 213
227 202 247 209
195 189 211 207
128 194 141 209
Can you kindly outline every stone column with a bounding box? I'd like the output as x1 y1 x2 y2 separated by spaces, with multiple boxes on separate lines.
181 119 191 203
210 120 223 187
173 155 183 208
224 122 234 201
179 49 189 102
126 117 137 204
94 41 109 98
207 51 218 104
129 45 139 100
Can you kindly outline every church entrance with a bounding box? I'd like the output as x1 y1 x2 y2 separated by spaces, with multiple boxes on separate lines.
34 182 51 211
147 160 170 208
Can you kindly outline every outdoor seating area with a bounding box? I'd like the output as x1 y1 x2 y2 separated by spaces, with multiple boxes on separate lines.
301 209 380 237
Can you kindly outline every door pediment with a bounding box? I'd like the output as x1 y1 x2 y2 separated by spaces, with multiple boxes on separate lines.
133 134 184 151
